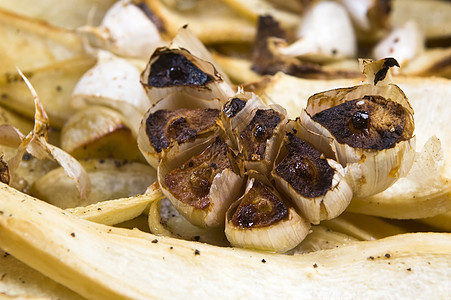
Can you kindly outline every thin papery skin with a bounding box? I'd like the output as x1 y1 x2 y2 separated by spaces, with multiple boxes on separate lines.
7 69 91 202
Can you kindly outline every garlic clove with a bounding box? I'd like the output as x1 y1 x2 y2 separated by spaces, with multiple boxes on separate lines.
272 120 353 225
373 22 424 68
140 47 235 104
277 1 357 62
61 106 144 162
31 158 157 209
94 0 166 59
71 51 150 134
158 136 243 228
225 174 310 253
221 92 288 175
138 93 222 169
301 58 416 198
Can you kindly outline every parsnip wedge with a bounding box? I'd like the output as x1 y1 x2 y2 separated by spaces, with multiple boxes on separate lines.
0 182 450 299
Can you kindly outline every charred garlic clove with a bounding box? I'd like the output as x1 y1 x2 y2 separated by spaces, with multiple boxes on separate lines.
301 58 416 198
225 93 287 175
158 136 243 228
225 174 310 253
79 0 165 59
272 121 353 225
138 93 221 168
140 48 235 104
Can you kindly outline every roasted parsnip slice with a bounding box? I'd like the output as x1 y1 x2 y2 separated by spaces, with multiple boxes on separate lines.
0 58 95 128
0 183 450 299
0 0 116 28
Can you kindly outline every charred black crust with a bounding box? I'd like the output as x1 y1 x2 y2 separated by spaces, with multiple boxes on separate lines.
147 51 213 87
275 134 334 198
374 58 400 85
231 180 288 228
223 98 246 118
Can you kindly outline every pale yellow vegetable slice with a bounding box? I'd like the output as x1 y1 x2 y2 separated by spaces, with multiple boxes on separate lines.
145 0 256 44
0 8 86 74
0 183 450 298
219 0 301 30
31 159 157 209
0 57 95 128
0 250 84 300
419 211 451 232
392 0 451 43
66 182 163 226
322 212 409 241
289 225 358 254
0 0 116 28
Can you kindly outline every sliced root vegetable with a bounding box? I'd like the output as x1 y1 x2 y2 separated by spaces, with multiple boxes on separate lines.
66 181 163 226
0 182 450 299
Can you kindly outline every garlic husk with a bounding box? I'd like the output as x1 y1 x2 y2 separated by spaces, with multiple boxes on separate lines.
373 21 424 67
138 92 222 168
79 0 165 59
31 158 157 209
71 51 150 133
301 67 416 197
225 174 310 253
61 105 143 162
272 120 353 225
277 1 357 62
158 135 243 228
140 47 235 105
223 92 288 175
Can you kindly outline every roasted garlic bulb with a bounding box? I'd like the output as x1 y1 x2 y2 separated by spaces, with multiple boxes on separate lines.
301 58 416 197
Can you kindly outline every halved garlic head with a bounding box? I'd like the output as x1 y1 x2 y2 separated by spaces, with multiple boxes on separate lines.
272 123 353 225
301 69 416 198
158 136 243 228
140 47 235 104
225 176 310 253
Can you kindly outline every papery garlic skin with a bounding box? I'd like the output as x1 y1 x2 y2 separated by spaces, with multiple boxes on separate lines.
97 0 165 59
72 51 150 134
278 1 357 61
